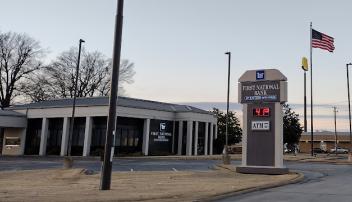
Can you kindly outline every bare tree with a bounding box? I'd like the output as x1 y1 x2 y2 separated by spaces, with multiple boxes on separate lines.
19 73 55 102
0 31 44 108
21 47 135 101
97 59 135 96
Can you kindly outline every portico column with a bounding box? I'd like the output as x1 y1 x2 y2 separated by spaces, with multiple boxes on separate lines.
142 118 150 156
19 128 27 155
39 118 49 156
215 124 218 139
204 122 209 155
177 121 183 155
172 121 176 154
186 121 193 156
210 123 214 155
60 117 70 156
194 121 199 155
83 117 93 156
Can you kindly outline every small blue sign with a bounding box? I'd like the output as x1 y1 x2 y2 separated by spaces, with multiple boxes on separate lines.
160 123 166 132
256 70 265 80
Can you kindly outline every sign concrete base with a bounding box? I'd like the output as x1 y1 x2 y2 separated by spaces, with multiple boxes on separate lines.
236 166 289 175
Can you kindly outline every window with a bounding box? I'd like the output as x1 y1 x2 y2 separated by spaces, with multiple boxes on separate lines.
5 137 20 146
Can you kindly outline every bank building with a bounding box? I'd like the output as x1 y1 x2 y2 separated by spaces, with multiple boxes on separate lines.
0 96 217 157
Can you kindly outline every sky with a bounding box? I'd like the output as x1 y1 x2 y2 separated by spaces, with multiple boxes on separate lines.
1 0 352 131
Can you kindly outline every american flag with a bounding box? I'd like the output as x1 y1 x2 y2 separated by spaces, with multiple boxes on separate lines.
312 29 335 52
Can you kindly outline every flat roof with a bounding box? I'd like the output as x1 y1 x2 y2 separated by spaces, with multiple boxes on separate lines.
8 96 212 115
0 110 26 117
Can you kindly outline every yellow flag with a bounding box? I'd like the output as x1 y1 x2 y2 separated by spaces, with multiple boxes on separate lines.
302 57 308 71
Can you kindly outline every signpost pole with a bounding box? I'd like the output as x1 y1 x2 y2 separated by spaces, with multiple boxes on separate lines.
304 71 307 132
301 57 308 132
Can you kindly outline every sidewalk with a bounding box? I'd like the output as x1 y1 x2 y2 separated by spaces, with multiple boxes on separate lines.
0 166 301 202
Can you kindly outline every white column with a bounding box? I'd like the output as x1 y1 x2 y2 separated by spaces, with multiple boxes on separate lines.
172 121 176 154
60 117 70 156
275 103 284 168
83 117 93 157
39 118 49 156
215 124 218 139
242 104 248 166
142 118 150 156
194 121 199 156
186 121 193 156
177 121 183 155
210 123 214 155
204 122 209 155
19 128 27 155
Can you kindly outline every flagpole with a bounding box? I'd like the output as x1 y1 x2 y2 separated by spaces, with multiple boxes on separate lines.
310 22 314 156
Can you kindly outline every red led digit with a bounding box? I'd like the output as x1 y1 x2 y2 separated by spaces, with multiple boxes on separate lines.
263 107 270 116
255 108 261 116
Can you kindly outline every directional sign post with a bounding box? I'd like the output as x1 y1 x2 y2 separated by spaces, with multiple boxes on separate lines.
237 69 289 174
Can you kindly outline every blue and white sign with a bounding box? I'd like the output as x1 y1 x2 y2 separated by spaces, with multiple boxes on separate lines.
160 123 166 132
256 70 265 80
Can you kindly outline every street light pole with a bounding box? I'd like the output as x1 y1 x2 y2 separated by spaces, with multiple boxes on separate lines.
223 52 231 165
65 39 85 165
346 63 352 161
333 106 338 156
100 0 124 190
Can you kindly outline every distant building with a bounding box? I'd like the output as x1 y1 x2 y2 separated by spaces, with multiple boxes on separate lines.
0 96 217 157
299 131 351 153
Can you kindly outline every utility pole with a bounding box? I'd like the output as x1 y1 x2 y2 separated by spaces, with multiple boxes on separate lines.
333 106 338 156
100 0 124 190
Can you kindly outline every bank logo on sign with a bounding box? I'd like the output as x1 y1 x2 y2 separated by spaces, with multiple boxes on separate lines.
160 123 166 132
256 70 265 80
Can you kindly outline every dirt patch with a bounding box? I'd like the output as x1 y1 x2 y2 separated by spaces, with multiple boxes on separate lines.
0 168 299 202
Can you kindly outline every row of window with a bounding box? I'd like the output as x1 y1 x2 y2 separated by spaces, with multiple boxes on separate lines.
25 117 144 156
23 118 214 156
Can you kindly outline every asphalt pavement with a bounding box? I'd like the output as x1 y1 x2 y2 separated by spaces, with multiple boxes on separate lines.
1 157 352 201
217 161 352 202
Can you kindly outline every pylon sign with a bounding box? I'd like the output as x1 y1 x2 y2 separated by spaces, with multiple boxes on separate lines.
237 69 289 174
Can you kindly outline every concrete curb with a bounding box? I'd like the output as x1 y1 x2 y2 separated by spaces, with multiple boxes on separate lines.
199 170 304 202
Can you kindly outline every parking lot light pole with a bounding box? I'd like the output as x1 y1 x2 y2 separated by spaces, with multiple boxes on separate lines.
67 39 85 155
223 52 231 165
346 63 352 161
64 38 85 168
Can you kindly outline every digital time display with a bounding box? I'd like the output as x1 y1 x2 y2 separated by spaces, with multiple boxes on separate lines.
253 107 270 117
